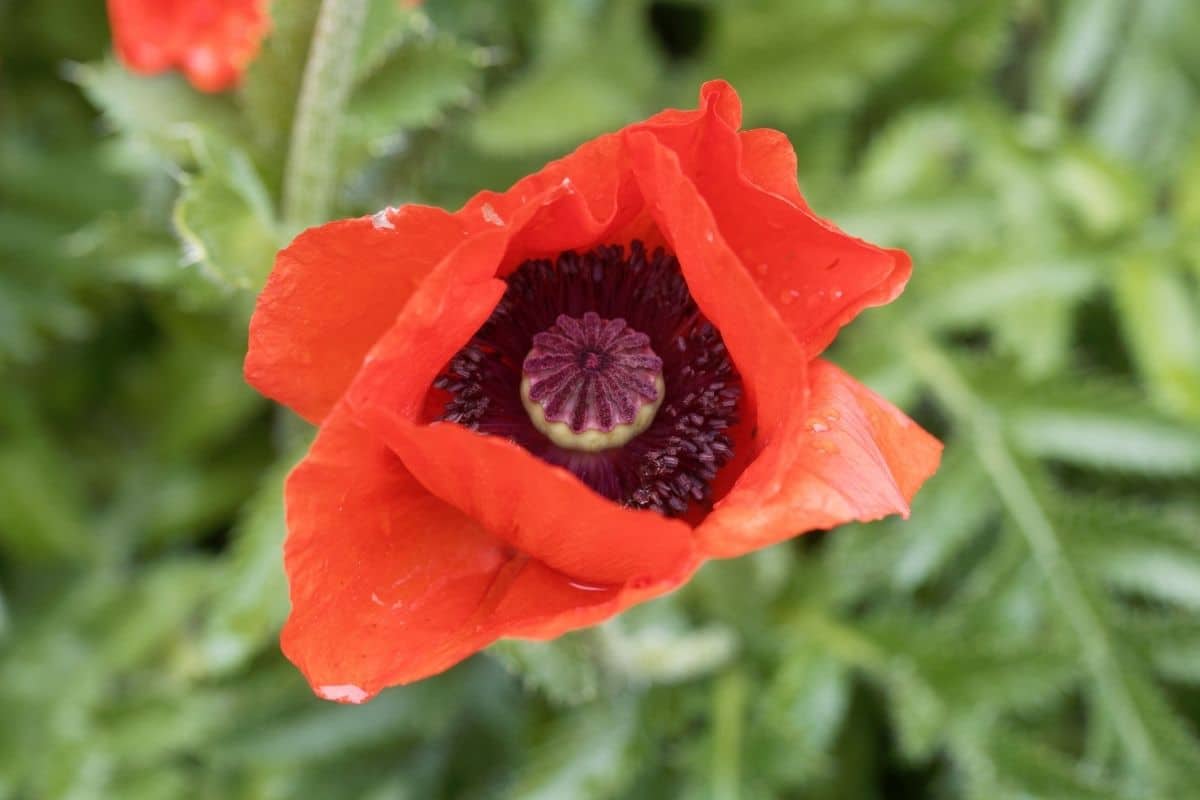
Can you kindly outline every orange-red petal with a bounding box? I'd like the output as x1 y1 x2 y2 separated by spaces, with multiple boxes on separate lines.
244 207 469 424
107 0 270 92
624 129 939 557
282 403 698 700
738 128 812 211
659 81 912 360
696 359 943 558
343 219 698 586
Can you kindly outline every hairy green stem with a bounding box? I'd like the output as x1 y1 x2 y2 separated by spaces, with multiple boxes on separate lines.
711 669 747 800
282 0 368 232
903 329 1162 788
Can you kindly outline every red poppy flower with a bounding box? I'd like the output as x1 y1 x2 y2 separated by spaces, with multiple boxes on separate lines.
246 81 942 703
107 0 269 92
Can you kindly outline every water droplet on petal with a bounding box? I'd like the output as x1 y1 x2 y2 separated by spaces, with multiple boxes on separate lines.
754 263 769 277
808 420 829 433
779 289 800 305
705 229 715 242
832 289 843 300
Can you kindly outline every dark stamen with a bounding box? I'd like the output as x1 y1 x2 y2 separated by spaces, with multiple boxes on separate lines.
435 241 742 516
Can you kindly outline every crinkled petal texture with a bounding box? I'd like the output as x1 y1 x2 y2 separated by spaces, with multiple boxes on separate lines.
107 0 269 92
283 404 694 702
247 80 942 701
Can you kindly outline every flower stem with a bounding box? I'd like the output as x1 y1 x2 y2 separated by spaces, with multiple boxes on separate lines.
282 0 368 233
711 669 746 800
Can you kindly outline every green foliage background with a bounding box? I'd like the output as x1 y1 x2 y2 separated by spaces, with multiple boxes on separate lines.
3 0 1200 797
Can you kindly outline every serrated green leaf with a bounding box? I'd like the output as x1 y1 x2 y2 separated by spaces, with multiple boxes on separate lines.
173 135 281 290
504 696 642 800
470 0 656 156
919 256 1104 329
602 621 738 686
1008 407 1200 475
752 647 850 784
346 34 483 157
489 632 604 707
711 1 946 124
976 371 1200 474
71 59 244 163
1060 497 1200 611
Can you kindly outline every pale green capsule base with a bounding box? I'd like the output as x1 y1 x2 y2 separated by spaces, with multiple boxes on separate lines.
520 374 666 452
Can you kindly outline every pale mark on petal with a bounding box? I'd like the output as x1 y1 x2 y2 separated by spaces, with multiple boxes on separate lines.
316 684 369 704
481 202 504 226
371 208 396 230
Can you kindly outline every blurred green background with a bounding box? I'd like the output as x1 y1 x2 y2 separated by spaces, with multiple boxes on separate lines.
3 0 1200 797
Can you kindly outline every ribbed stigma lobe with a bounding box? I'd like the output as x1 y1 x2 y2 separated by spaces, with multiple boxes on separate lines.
522 312 663 434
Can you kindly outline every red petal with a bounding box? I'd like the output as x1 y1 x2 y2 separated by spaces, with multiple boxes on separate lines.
107 0 270 92
696 360 943 558
624 132 939 557
660 81 912 359
738 128 812 211
282 404 697 699
344 220 698 586
244 207 469 424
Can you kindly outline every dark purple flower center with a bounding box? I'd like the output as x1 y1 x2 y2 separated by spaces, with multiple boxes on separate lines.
520 311 665 451
435 241 741 516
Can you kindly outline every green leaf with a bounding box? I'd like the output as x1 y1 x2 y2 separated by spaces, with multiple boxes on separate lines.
974 731 1140 800
1062 498 1200 611
470 0 657 156
504 696 643 800
489 632 604 707
173 134 282 290
345 34 484 160
196 453 294 676
752 647 850 784
1007 406 1200 475
1114 256 1200 421
975 370 1200 475
1041 0 1126 103
918 256 1104 330
602 621 738 686
217 671 469 765
1049 145 1149 237
710 1 948 125
0 396 93 562
71 60 244 163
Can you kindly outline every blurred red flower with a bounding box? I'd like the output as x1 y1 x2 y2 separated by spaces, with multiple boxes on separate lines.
107 0 269 92
245 81 942 703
